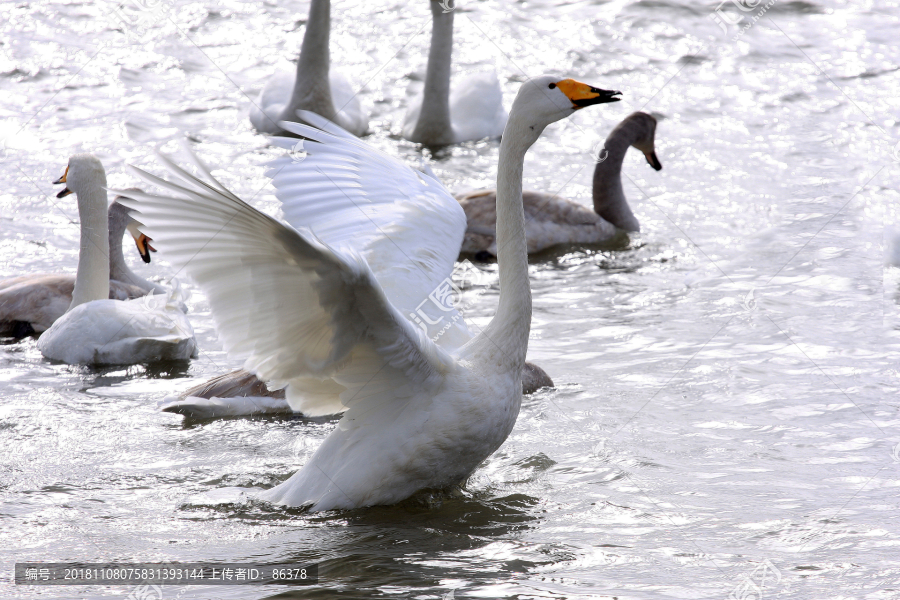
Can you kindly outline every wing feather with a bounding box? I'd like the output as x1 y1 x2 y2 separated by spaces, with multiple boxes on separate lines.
116 154 454 416
266 112 472 350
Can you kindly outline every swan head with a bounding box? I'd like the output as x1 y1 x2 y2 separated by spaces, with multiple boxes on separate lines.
110 189 156 263
511 75 621 134
127 220 155 263
621 112 662 171
53 154 106 199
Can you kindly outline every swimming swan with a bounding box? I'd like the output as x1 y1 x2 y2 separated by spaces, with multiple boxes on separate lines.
37 155 197 365
402 0 507 146
0 195 163 337
122 75 620 510
250 0 368 136
458 111 661 256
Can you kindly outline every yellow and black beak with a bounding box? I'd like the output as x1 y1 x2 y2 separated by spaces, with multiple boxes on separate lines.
135 233 156 263
126 218 156 263
554 79 622 109
53 165 72 198
645 151 663 171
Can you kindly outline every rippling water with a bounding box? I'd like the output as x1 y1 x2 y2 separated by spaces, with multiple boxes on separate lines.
2 0 900 598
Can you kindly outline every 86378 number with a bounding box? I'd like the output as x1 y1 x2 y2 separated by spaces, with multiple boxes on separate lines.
272 568 308 580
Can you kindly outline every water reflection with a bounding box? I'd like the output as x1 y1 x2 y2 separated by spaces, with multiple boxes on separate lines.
79 360 194 385
175 490 541 598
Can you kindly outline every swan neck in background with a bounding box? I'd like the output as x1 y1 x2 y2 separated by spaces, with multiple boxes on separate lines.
107 204 153 292
411 1 454 145
107 204 130 282
480 116 535 368
592 125 639 232
284 0 335 122
70 178 111 311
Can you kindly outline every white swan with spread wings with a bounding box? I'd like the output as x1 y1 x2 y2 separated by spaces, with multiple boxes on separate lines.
122 75 620 510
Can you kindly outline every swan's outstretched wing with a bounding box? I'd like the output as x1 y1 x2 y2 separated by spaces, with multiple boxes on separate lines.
116 156 456 416
268 111 472 350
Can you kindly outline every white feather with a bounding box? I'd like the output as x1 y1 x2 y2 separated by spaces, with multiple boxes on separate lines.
270 112 473 351
120 75 594 510
118 133 463 420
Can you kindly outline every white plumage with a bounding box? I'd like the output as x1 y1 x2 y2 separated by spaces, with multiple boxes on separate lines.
1 199 154 336
123 75 620 510
38 294 197 365
250 66 368 138
37 155 197 366
887 226 900 266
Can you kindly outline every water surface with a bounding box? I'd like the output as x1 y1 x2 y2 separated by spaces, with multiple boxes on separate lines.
2 0 899 598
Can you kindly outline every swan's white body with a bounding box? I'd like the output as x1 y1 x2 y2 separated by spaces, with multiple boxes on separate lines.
124 76 618 510
249 0 368 137
459 112 662 256
37 155 197 366
38 294 197 365
0 200 160 336
402 1 507 145
250 66 367 137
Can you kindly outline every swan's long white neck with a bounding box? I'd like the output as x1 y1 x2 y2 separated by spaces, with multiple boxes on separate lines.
410 0 454 145
280 0 335 123
592 124 639 232
476 116 537 369
70 178 110 311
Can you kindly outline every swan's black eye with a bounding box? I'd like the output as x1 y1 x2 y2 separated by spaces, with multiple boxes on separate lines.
548 83 556 89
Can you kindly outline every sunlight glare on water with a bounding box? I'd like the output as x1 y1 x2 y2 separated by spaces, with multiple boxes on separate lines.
2 0 900 598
